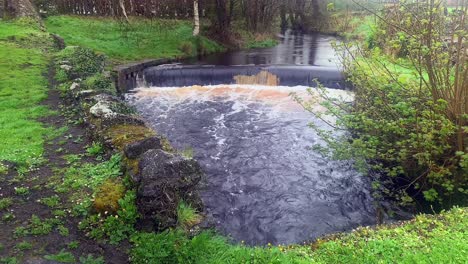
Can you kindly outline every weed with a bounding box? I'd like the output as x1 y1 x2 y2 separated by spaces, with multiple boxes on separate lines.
16 241 33 251
57 225 69 236
44 250 75 263
1 212 14 222
177 201 202 231
0 163 7 174
79 254 105 264
180 147 194 159
40 195 61 208
13 226 29 237
27 215 62 236
67 241 79 250
86 142 104 157
63 154 82 165
53 209 67 218
14 187 30 196
0 198 13 211
0 257 18 264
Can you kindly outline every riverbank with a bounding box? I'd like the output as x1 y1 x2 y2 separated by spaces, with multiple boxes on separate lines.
0 17 467 263
44 15 278 64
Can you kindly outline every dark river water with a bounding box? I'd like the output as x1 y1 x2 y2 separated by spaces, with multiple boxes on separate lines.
126 32 376 245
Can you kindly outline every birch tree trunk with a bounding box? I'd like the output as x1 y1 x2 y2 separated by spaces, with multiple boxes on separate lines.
193 0 200 36
119 0 130 22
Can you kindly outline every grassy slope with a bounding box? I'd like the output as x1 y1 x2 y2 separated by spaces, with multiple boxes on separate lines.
0 19 52 168
130 207 467 263
45 15 224 62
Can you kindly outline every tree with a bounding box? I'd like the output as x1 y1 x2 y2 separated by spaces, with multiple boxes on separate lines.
193 0 200 36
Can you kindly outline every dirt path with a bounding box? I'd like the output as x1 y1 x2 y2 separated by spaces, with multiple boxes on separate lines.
0 65 128 263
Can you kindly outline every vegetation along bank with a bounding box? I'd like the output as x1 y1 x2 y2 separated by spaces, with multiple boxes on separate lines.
0 0 467 263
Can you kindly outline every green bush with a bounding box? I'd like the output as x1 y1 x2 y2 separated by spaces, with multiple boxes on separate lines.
300 2 468 206
57 46 106 79
83 73 114 94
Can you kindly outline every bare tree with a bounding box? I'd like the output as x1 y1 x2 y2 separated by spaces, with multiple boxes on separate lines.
193 0 200 36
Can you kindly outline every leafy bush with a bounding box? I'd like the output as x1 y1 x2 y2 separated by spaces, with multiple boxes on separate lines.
82 73 114 95
302 2 467 206
57 46 106 79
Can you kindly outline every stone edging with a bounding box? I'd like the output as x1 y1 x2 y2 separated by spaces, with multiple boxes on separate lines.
58 54 205 232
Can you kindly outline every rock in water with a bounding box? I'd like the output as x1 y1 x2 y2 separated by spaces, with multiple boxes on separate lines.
124 137 162 159
136 149 203 230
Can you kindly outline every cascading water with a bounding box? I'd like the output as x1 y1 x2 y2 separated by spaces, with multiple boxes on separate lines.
125 32 376 245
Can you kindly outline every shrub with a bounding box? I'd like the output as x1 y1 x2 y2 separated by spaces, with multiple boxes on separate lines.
57 46 106 79
300 2 467 206
82 73 114 95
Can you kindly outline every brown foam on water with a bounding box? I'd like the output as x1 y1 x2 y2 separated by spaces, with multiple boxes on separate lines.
133 85 353 114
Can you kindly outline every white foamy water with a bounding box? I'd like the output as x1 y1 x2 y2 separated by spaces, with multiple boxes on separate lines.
126 84 374 245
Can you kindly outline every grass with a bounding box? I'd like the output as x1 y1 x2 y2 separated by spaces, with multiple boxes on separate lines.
177 201 202 230
130 207 468 263
45 15 225 62
0 19 53 168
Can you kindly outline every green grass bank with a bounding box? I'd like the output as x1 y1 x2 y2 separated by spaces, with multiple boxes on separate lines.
0 19 53 169
45 15 225 62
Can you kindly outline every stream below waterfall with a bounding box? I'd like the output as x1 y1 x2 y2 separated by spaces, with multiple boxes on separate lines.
126 31 376 245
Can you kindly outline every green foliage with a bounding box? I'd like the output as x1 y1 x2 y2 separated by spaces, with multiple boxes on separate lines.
129 207 468 263
305 2 468 205
178 41 194 57
79 190 139 245
67 241 79 250
2 212 15 222
0 163 8 174
79 255 105 264
29 215 61 236
44 250 76 263
46 16 224 61
82 73 114 94
16 241 33 251
86 142 105 157
130 230 307 264
0 257 18 264
177 201 202 231
0 198 13 211
40 195 61 208
56 154 122 193
57 46 106 79
14 186 30 196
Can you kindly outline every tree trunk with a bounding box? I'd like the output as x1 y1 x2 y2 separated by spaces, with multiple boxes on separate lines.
193 0 200 36
119 0 129 22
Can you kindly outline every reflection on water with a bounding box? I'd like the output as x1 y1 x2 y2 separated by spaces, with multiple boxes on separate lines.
126 85 376 245
187 31 340 68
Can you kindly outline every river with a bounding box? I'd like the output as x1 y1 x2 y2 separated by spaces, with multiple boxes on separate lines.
126 31 376 245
